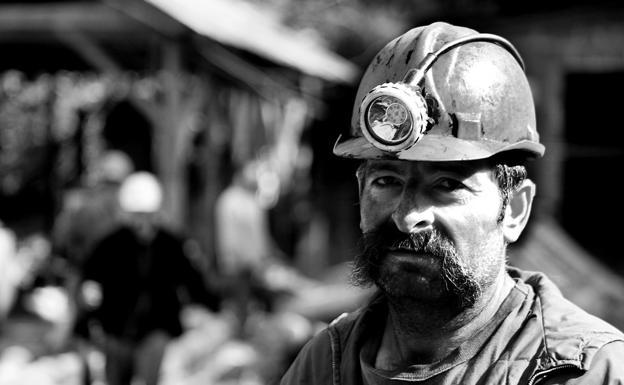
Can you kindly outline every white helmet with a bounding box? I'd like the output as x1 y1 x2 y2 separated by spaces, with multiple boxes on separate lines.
118 172 163 213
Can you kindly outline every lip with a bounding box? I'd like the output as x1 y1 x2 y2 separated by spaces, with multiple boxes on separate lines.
385 250 441 272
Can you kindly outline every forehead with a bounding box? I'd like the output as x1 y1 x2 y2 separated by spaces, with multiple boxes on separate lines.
359 159 491 178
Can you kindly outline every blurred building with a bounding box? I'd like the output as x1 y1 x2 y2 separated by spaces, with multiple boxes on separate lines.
0 0 359 271
0 0 623 332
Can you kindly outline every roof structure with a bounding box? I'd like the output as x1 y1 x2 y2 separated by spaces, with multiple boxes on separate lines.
0 0 359 85
143 0 359 84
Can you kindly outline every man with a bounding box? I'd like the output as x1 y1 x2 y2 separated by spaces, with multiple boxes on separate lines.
281 22 624 384
80 171 221 385
49 150 134 384
0 220 18 329
215 160 313 335
52 149 134 272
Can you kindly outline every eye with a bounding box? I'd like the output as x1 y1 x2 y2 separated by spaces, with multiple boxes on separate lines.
434 177 465 192
371 175 402 188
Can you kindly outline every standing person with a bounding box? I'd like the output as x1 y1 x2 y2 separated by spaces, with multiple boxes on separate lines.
281 22 624 384
80 171 221 385
50 150 134 383
0 220 18 329
52 149 135 272
215 161 292 336
214 161 273 280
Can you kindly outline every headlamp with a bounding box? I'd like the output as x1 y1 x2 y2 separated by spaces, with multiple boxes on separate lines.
360 83 429 153
359 33 525 153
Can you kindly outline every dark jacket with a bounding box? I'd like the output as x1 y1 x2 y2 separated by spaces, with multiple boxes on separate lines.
82 226 220 342
280 268 624 385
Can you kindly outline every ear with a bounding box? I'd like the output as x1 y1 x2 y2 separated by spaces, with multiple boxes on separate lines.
502 179 536 243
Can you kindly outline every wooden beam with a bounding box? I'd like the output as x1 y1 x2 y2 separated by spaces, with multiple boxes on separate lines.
155 40 187 230
195 38 298 100
55 32 122 74
195 38 326 115
0 2 152 42
102 0 189 39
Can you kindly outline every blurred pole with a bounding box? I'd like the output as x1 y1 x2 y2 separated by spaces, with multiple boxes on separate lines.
533 58 564 220
156 40 186 230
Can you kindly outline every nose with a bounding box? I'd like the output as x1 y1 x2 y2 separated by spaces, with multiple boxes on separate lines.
391 195 434 234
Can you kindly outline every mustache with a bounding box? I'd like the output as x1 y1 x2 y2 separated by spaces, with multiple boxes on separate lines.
350 222 455 287
360 222 453 260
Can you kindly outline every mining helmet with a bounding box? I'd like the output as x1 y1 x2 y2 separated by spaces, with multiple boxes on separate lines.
333 22 545 161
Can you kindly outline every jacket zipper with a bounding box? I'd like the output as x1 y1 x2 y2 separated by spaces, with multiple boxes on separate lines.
328 327 341 385
528 364 581 385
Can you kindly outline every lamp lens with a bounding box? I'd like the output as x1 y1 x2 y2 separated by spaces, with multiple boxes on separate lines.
366 95 413 144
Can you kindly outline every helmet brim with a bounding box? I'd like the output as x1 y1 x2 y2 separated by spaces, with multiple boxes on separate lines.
333 134 545 161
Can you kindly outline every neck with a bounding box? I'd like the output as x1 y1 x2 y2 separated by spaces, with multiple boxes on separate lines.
376 268 514 368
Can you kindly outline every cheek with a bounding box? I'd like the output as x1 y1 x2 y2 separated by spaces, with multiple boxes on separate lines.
462 188 502 228
441 196 502 253
359 192 394 232
448 205 506 277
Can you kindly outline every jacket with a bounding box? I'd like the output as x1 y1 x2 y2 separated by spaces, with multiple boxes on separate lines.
81 226 221 341
280 268 624 384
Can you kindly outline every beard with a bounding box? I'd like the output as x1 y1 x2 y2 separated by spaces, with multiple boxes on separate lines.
350 222 490 310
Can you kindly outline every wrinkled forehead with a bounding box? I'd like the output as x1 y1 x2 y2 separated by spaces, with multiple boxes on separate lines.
357 159 492 180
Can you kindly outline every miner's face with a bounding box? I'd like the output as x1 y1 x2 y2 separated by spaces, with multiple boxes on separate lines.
354 159 507 307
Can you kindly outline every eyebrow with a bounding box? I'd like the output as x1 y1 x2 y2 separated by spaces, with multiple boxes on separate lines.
362 160 486 178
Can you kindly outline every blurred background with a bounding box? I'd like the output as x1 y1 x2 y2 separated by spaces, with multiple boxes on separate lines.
0 0 624 384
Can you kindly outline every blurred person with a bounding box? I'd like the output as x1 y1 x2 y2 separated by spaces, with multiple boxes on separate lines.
215 161 273 277
0 220 19 329
51 149 135 271
79 171 221 385
214 160 314 335
214 160 278 334
48 150 134 382
281 22 624 384
215 160 316 335
0 224 52 330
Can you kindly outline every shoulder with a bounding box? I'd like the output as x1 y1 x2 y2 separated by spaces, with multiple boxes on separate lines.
511 268 624 381
280 328 334 385
292 311 360 362
152 229 192 262
281 298 382 385
511 268 623 337
93 226 131 248
538 341 624 384
280 311 362 385
151 227 187 248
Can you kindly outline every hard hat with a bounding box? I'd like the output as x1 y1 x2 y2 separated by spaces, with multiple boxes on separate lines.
118 172 163 213
333 22 545 161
